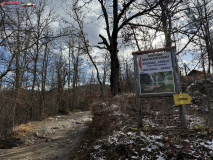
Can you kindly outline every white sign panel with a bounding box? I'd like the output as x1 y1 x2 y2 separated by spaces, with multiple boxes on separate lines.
138 52 172 74
138 52 175 94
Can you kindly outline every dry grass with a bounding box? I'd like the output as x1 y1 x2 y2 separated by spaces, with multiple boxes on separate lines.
10 123 38 139
13 123 38 132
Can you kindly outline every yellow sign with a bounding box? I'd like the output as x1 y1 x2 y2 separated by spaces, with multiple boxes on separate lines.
173 92 192 106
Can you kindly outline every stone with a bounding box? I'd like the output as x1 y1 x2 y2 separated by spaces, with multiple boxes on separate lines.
34 132 39 137
45 138 50 142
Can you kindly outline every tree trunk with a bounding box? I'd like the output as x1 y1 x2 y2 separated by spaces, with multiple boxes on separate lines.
201 50 211 126
109 0 120 96
160 2 172 47
68 39 71 110
15 11 20 90
41 43 48 119
110 47 119 95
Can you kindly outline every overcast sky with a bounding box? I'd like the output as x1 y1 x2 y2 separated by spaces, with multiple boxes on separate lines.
41 0 204 75
3 0 205 81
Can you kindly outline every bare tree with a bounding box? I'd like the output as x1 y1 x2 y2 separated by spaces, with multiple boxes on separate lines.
184 0 213 73
64 0 164 95
96 0 165 95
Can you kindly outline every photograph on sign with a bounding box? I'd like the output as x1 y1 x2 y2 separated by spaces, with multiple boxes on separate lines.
138 52 175 94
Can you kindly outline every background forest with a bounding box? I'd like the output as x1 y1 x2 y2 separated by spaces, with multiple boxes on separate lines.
0 0 213 139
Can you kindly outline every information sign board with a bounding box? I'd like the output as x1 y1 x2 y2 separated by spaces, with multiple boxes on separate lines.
132 46 187 128
138 52 175 95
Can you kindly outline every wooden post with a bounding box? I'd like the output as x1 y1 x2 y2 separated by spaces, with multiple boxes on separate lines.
133 55 143 129
171 48 187 128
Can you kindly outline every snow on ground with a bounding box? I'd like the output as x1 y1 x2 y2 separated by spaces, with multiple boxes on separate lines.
185 114 205 129
77 97 213 159
111 104 118 109
86 109 213 159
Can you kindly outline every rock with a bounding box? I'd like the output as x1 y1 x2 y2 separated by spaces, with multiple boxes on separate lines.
34 133 46 139
45 138 50 142
34 132 39 137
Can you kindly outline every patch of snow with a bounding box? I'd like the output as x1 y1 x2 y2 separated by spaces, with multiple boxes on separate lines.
93 145 102 150
140 132 150 141
134 151 138 155
151 145 158 150
108 135 118 144
143 118 158 127
156 152 165 160
101 102 107 106
205 139 213 150
111 104 118 109
175 144 182 149
165 126 176 129
131 156 138 159
155 142 164 147
127 132 133 136
186 115 205 129
128 140 134 144
114 111 122 115
149 134 163 140
190 104 199 109
147 148 152 152
121 125 128 131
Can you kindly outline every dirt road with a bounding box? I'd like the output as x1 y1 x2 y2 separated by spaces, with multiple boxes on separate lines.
0 111 92 160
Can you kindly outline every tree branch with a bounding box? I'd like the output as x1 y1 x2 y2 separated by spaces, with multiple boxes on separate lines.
98 34 110 50
128 22 162 31
117 0 135 22
176 25 202 55
118 0 164 32
94 45 108 50
98 0 111 40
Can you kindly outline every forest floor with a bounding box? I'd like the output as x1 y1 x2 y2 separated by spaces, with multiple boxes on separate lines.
72 92 213 160
1 85 213 160
0 111 92 160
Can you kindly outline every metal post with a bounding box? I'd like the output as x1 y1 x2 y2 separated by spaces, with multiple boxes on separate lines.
133 55 143 129
171 48 187 128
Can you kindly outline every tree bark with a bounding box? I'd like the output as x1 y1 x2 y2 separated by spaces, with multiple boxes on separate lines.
160 2 172 47
110 48 120 95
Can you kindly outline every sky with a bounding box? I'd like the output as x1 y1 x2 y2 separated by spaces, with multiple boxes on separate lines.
40 0 202 75
0 0 211 90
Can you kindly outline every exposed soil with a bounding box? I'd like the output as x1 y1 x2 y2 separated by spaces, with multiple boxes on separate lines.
0 111 92 160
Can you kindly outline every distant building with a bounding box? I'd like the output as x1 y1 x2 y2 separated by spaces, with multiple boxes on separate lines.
187 70 204 77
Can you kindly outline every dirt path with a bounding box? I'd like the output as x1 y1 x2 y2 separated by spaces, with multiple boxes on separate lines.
0 111 92 160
